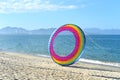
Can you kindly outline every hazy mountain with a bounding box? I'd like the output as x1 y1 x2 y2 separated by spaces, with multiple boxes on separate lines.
0 26 55 35
0 26 28 34
30 28 55 35
0 26 120 35
84 28 120 35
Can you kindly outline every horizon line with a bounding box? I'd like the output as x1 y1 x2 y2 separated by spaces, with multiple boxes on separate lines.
0 26 120 30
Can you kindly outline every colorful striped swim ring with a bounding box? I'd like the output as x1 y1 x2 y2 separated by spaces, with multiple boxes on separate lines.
48 24 86 66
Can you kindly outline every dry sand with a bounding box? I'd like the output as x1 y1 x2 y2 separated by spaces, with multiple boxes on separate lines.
0 52 120 80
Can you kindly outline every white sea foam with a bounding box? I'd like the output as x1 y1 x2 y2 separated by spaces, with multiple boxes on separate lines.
35 54 120 67
80 58 120 67
36 54 50 58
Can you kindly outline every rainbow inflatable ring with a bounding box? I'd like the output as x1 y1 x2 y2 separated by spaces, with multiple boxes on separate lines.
48 24 86 66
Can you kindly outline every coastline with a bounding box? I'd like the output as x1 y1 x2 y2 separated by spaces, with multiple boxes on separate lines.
36 53 120 68
0 52 120 80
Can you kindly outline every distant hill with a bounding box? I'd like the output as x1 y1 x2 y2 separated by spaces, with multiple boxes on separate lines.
0 26 120 35
30 28 55 35
0 26 55 35
84 28 120 35
0 26 28 34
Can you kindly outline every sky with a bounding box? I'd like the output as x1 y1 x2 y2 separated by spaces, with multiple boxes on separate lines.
0 0 120 30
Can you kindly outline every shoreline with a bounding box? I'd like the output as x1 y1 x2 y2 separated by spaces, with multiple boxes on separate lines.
3 51 120 68
1 51 120 68
31 52 120 68
0 52 120 80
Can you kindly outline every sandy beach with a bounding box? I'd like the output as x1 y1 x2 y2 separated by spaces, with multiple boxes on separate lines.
0 52 120 80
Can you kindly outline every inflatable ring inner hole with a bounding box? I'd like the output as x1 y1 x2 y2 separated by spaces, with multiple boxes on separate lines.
53 30 75 57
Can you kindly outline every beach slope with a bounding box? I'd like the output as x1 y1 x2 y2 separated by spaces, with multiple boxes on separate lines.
0 52 120 80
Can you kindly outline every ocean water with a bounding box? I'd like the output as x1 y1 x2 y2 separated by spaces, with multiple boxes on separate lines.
0 34 120 66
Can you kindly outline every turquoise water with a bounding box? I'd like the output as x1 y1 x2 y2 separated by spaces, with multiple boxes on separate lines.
0 34 120 64
84 35 120 63
0 35 49 55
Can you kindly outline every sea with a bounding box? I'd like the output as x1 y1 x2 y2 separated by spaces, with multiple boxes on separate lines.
0 34 120 67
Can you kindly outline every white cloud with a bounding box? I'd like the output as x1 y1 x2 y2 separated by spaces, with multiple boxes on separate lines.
0 0 77 13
